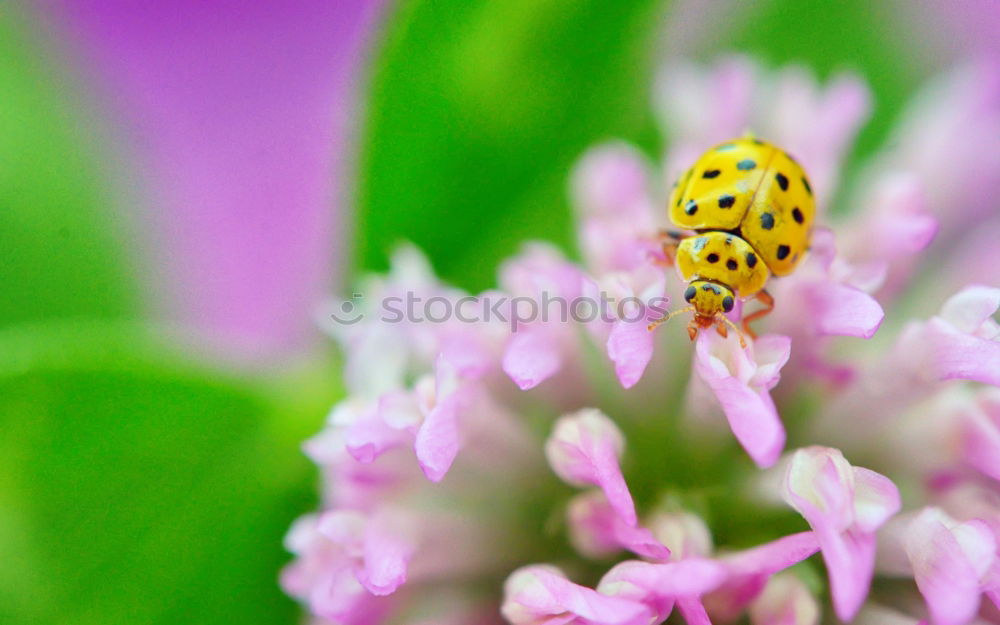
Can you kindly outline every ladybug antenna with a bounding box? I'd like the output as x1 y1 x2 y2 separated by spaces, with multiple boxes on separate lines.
718 315 748 349
647 306 695 332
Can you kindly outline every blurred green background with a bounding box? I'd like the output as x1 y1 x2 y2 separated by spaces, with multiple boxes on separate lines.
0 0 954 622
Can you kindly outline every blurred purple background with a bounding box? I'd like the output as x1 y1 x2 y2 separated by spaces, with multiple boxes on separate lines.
40 0 385 364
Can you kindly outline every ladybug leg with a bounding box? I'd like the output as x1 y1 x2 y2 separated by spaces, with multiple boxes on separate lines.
656 229 683 266
659 228 684 243
686 319 699 342
741 289 774 339
718 316 747 348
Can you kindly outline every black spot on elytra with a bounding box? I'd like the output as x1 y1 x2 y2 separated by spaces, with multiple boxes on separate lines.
726 259 738 270
802 176 813 196
792 207 804 224
775 172 789 191
736 159 757 171
776 244 791 260
751 138 764 146
702 169 721 179
693 237 708 251
706 253 720 263
685 200 698 216
725 236 733 246
760 212 775 230
718 194 736 208
684 285 697 302
746 252 757 268
722 296 734 312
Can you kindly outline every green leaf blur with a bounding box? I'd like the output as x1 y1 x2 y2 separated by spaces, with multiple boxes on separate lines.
357 0 666 290
0 8 139 324
0 322 320 624
0 9 325 624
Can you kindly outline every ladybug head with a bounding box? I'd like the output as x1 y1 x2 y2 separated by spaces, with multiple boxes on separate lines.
684 280 735 321
647 280 745 348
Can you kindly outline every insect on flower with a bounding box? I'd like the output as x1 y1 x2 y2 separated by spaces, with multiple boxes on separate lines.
649 136 815 346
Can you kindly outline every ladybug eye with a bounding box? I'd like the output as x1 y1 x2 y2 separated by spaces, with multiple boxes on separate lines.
722 296 734 312
684 286 697 302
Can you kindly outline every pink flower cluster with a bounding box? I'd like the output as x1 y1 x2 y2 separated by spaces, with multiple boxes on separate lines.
283 57 1000 625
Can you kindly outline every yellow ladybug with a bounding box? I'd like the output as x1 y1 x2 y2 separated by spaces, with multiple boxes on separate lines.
649 137 815 346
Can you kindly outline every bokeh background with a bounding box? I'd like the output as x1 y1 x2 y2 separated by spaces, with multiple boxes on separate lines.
1 1 995 623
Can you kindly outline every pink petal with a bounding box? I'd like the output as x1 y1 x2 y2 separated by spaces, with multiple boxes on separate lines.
284 513 325 556
782 447 856 530
707 532 820 621
316 510 365 553
646 511 714 559
500 243 585 301
377 391 422 430
748 573 820 625
895 209 938 254
782 448 898 621
571 143 653 220
414 394 461 482
852 173 937 261
803 281 885 339
988 587 1000 612
598 559 728 603
809 227 838 272
608 319 655 389
310 568 389 625
748 334 793 391
357 518 414 596
340 322 409 397
963 393 1000 481
614 524 673 563
343 412 408 464
939 285 1000 334
838 260 889 293
851 467 902 533
905 508 997 625
503 329 563 390
545 410 637 526
502 565 651 625
770 69 872 206
818 525 877 622
439 331 496 380
926 318 1000 386
303 425 348 466
694 337 786 467
677 598 713 625
567 491 671 561
722 532 821 578
656 58 755 152
567 491 626 559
